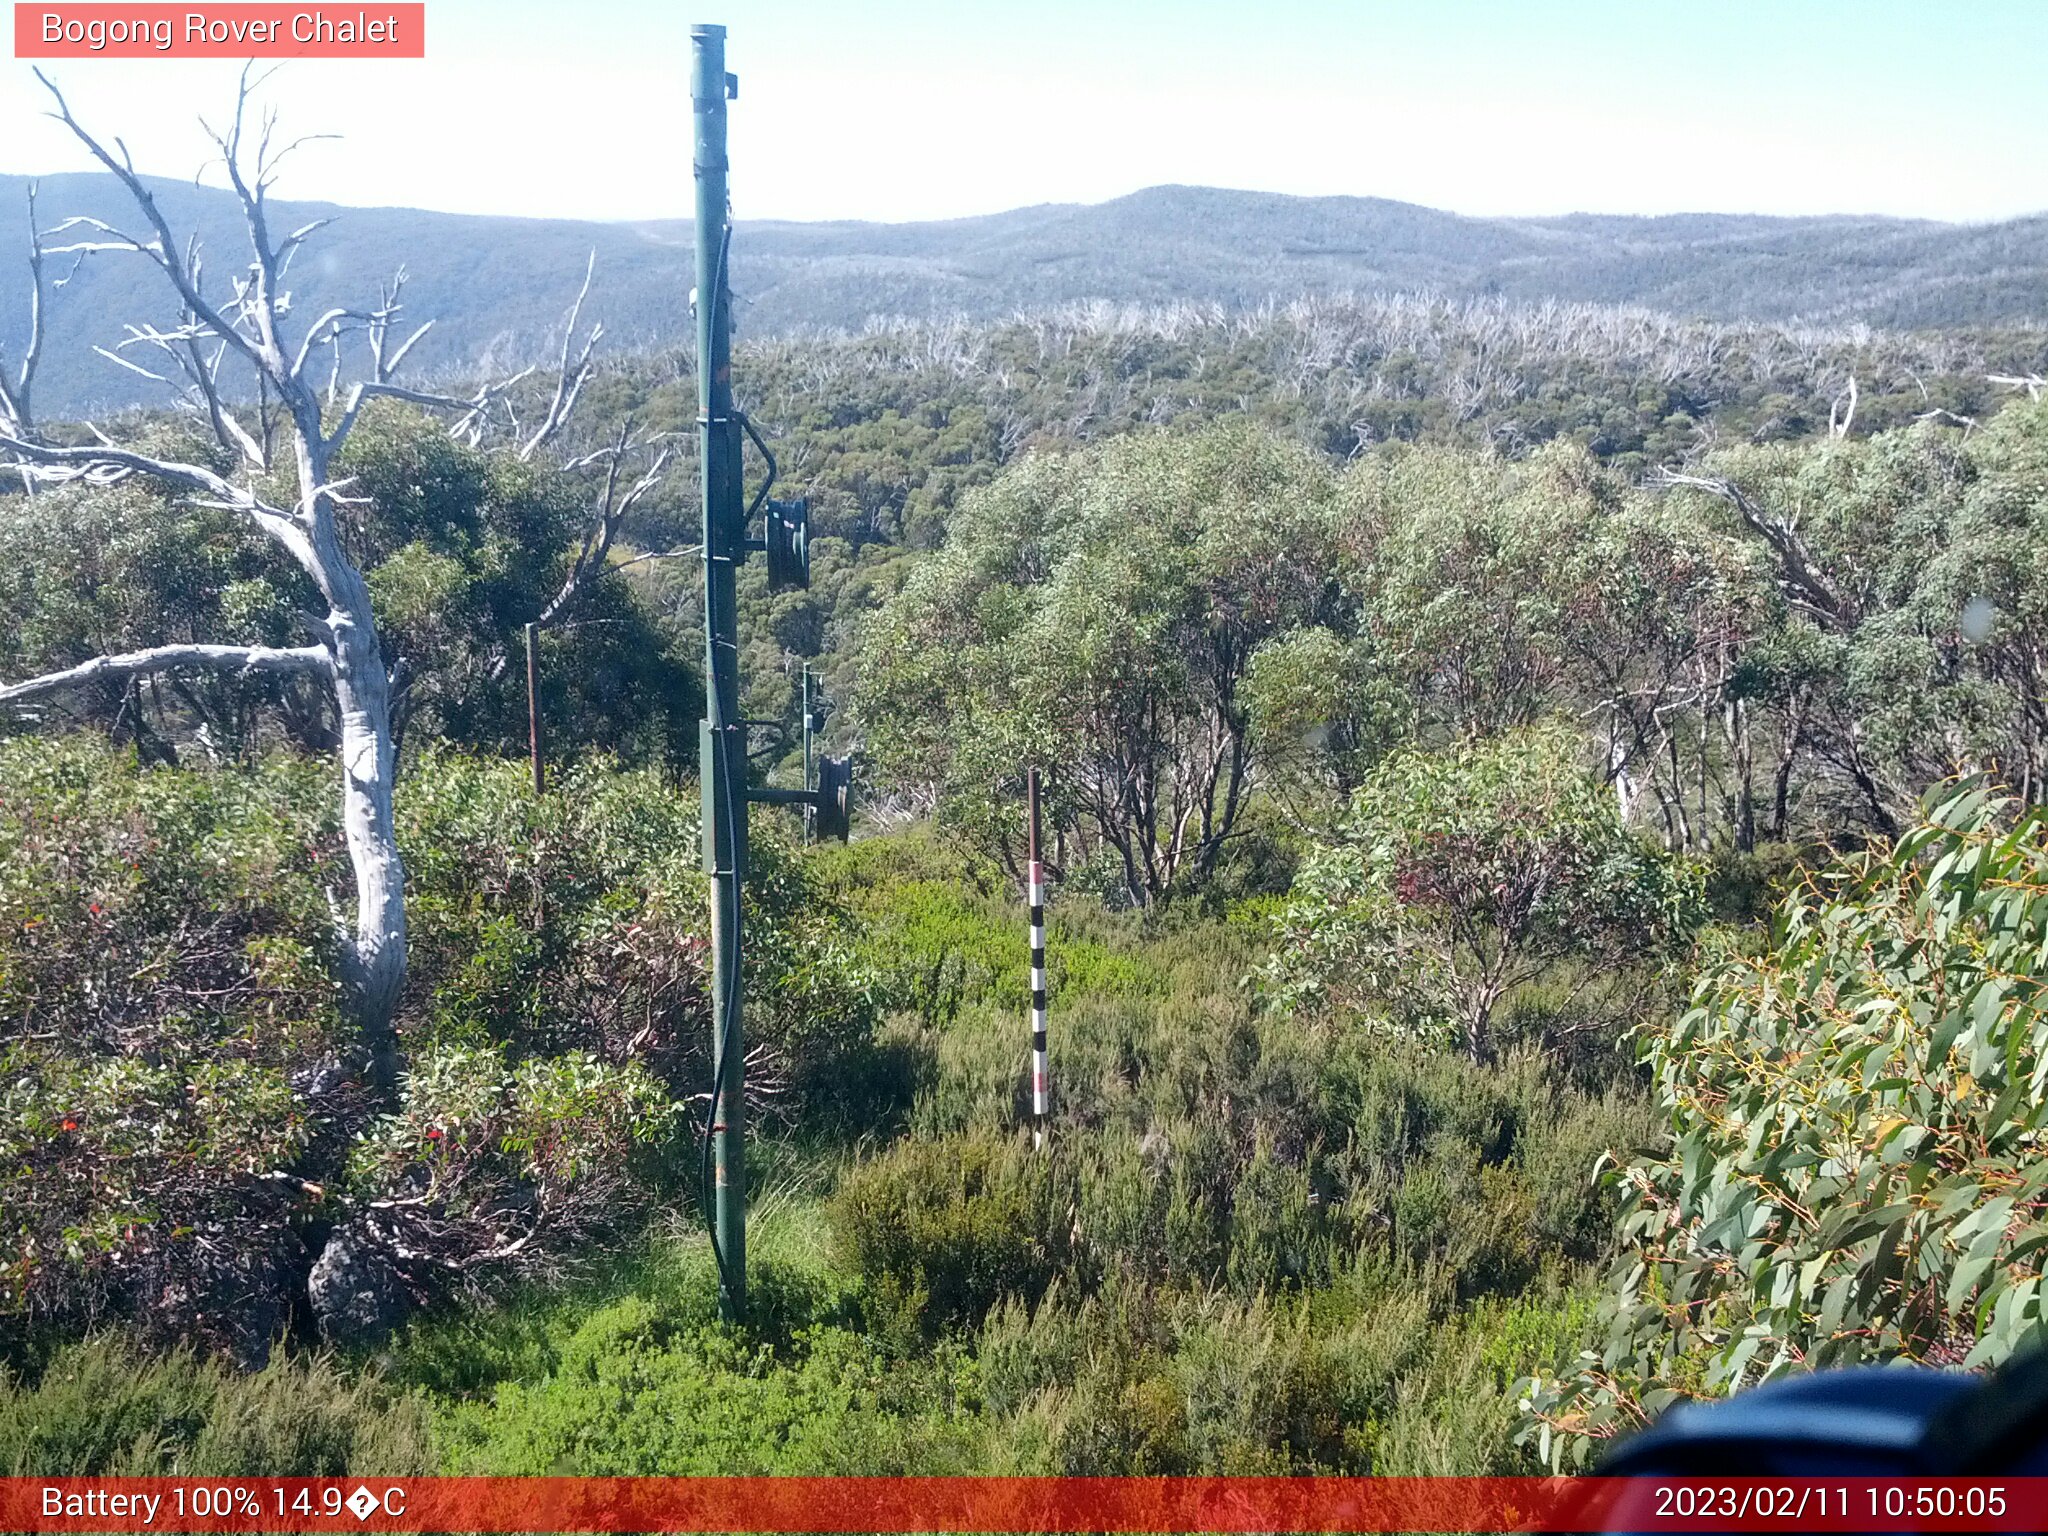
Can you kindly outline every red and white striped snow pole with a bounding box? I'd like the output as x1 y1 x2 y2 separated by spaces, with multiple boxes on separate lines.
1026 766 1048 1151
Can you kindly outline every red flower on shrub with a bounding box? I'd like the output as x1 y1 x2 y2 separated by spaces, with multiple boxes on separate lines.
426 1127 443 1141
60 1119 77 1132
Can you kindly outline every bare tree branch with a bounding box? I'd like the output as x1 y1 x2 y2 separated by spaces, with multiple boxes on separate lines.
0 642 330 706
328 368 535 454
519 249 601 461
368 271 433 382
1916 407 1978 434
0 184 46 442
34 69 273 379
1654 469 1849 630
610 543 702 572
535 424 674 628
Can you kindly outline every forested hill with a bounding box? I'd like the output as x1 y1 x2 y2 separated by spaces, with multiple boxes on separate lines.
4 172 2047 412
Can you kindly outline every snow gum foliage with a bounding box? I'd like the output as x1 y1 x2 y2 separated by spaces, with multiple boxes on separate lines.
1521 782 2048 1466
1263 727 1704 1063
857 421 1347 905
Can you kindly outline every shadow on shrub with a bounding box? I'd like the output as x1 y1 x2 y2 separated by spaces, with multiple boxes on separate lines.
830 1134 1072 1349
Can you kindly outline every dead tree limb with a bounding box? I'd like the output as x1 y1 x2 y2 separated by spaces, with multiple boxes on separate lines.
535 421 675 628
0 184 47 447
0 642 330 706
1653 469 1850 631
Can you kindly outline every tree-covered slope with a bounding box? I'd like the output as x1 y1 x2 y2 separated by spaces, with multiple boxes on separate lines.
4 174 2047 413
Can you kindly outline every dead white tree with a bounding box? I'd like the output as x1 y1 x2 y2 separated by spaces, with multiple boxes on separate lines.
515 263 678 629
536 420 675 626
1829 373 1858 439
0 184 48 456
1989 373 2048 400
0 71 547 1086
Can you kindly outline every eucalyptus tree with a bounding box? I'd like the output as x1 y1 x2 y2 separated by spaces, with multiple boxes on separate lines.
859 422 1346 904
1522 783 2048 1468
1263 725 1703 1064
1658 405 2048 836
1331 442 1770 852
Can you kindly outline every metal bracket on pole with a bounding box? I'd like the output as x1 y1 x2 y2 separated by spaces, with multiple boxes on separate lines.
746 756 852 843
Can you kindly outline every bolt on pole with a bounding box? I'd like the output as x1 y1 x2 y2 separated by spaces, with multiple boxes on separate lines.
693 20 746 1322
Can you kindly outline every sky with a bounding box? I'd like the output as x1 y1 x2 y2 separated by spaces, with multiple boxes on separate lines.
1 0 2043 226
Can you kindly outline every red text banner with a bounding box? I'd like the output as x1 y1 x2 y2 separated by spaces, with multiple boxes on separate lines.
14 5 425 58
6 1476 2048 1533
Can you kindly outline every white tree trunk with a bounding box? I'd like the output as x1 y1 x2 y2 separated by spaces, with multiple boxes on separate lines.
4 70 616 1088
290 410 409 1077
326 560 408 1078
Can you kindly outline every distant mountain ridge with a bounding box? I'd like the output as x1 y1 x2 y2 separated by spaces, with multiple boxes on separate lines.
2 175 2044 413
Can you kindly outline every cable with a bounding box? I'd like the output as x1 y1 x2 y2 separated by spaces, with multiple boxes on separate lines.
698 736 744 1311
698 213 745 1313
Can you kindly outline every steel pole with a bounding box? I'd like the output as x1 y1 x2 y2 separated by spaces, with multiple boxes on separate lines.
693 21 746 1321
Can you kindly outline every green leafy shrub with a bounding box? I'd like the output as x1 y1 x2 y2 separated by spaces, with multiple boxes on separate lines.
830 1135 1072 1348
978 1283 1337 1474
1522 782 2048 1467
975 1274 1582 1475
1700 840 1821 925
0 737 347 1357
830 868 1165 1030
0 1337 433 1475
1310 1041 1651 1298
400 751 883 1121
1263 725 1704 1062
862 871 1648 1308
0 738 883 1356
436 1298 985 1475
342 1045 680 1292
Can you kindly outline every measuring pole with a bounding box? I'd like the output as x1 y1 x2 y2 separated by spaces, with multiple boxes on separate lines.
1026 768 1048 1150
524 622 545 795
693 21 746 1320
801 667 815 847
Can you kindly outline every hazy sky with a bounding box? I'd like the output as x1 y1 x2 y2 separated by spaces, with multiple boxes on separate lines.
1 0 2041 225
